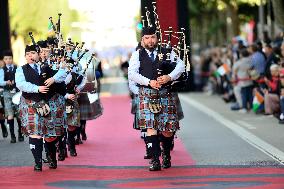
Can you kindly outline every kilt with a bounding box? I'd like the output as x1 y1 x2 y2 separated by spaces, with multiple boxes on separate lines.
3 90 15 117
131 95 140 130
137 87 179 132
78 93 103 120
66 99 80 127
20 94 67 137
0 91 4 115
173 92 184 121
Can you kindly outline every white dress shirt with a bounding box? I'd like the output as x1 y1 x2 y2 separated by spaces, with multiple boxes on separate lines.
128 48 185 87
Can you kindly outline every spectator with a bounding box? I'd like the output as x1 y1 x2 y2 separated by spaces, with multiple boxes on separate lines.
248 44 266 76
263 43 280 78
278 68 284 123
264 64 280 115
232 48 253 112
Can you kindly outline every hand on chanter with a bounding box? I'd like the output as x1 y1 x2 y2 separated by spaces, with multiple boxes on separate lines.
38 86 49 93
44 77 55 87
157 75 171 85
149 80 161 90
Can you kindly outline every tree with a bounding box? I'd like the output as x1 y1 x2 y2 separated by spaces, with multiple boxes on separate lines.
271 0 284 30
9 0 79 43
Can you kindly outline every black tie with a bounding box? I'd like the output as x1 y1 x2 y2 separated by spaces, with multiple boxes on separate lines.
150 52 155 62
34 64 39 75
9 66 13 72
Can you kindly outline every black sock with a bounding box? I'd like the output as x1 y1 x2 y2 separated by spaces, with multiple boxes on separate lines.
29 137 43 165
76 125 82 139
0 119 5 127
68 130 76 151
45 139 58 162
147 135 161 159
80 120 86 136
0 119 7 134
58 135 66 151
7 119 15 138
161 135 173 156
17 118 23 137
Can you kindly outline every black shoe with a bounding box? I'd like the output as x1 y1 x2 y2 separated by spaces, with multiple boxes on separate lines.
81 134 87 141
18 135 24 142
34 164 42 172
279 119 284 124
10 136 16 143
48 160 57 169
149 160 161 171
58 149 66 161
70 149 77 157
42 157 51 164
75 138 83 144
162 155 171 169
75 138 79 145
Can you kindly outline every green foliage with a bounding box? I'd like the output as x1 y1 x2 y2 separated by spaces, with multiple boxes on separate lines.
9 0 79 43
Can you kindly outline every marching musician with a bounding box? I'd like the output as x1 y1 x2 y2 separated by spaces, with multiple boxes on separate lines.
64 62 86 157
37 40 69 163
128 26 185 171
0 50 24 143
15 44 67 171
0 57 8 139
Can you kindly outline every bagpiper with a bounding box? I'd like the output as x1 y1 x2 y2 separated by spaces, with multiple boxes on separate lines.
128 26 185 171
16 44 67 171
0 50 24 143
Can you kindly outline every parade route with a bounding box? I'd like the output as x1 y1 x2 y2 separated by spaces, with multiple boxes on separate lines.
1 93 284 188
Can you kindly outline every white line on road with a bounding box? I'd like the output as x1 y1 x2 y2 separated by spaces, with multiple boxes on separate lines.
235 120 256 130
180 94 284 165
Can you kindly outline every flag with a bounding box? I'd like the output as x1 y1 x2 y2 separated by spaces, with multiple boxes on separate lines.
216 64 230 76
252 91 264 112
47 20 55 36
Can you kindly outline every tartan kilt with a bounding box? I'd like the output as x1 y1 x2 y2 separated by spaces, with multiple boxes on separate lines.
19 94 66 137
131 95 140 130
173 92 184 121
3 91 15 117
78 93 103 120
0 93 4 114
137 87 179 132
66 99 80 127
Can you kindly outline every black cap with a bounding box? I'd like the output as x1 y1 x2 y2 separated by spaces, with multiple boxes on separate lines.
47 37 58 47
142 26 156 36
25 45 38 53
37 40 48 48
2 50 13 57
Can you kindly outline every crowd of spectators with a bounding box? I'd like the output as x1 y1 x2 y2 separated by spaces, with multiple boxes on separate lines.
193 33 284 124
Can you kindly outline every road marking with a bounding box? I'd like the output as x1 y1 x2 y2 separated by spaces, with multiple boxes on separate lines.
180 94 284 165
235 120 256 130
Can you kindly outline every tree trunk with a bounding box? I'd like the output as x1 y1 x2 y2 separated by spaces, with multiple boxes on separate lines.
271 0 284 30
0 0 11 53
227 3 240 36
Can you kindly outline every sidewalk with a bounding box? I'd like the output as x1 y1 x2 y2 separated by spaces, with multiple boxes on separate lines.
180 92 284 156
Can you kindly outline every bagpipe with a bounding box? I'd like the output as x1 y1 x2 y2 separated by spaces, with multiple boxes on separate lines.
143 2 191 91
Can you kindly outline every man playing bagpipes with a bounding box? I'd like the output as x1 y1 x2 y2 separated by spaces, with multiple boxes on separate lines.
128 26 185 171
64 58 87 157
16 44 67 172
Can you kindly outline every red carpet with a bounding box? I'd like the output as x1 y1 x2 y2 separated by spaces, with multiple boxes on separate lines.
0 95 284 189
61 95 195 166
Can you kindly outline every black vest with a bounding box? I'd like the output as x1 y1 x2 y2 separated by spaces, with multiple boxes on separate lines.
3 65 17 90
138 48 172 81
22 64 60 102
